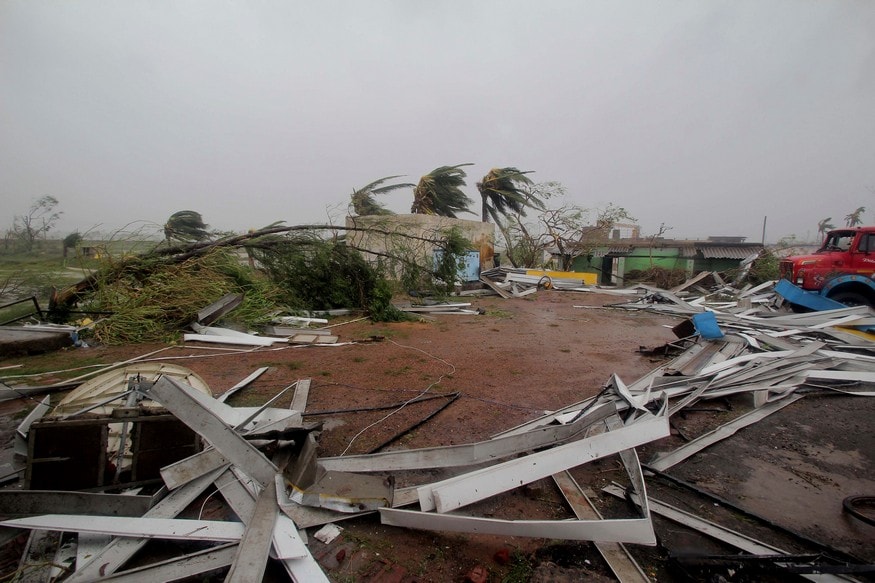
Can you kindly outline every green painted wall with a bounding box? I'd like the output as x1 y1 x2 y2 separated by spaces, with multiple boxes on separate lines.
623 248 690 273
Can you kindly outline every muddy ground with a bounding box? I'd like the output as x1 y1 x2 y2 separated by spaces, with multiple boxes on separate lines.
0 290 872 582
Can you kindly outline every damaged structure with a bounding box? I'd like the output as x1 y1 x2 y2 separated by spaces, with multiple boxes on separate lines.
0 270 872 581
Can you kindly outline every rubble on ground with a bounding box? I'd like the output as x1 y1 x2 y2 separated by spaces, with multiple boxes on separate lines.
0 273 872 581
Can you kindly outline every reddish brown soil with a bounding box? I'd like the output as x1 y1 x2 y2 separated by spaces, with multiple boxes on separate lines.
2 290 872 582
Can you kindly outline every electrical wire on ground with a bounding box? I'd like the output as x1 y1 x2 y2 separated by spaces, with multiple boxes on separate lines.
339 338 455 456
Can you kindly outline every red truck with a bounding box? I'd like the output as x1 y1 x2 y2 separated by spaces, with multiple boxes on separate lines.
779 226 875 307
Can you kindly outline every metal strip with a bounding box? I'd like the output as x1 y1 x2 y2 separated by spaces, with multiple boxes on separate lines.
2 515 244 542
320 403 614 472
0 490 152 518
290 379 311 412
648 393 804 472
218 367 270 402
552 471 651 583
148 377 277 487
225 480 277 583
420 408 669 513
65 464 228 582
380 508 656 544
97 543 238 583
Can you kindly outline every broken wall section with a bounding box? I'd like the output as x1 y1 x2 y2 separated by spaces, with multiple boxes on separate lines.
346 214 495 277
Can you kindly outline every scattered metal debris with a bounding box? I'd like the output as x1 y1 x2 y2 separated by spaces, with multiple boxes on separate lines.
1 272 872 580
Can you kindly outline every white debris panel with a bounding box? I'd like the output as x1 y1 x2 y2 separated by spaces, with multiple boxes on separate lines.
4 273 873 581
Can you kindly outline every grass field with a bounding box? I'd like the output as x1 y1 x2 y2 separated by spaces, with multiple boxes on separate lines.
0 238 158 322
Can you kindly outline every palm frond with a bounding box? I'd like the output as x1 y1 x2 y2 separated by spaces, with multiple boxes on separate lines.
351 175 413 216
477 167 539 223
411 164 475 218
164 210 210 242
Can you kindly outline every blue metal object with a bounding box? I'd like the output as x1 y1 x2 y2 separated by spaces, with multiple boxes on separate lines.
691 311 724 339
433 249 481 283
821 273 875 297
775 279 848 311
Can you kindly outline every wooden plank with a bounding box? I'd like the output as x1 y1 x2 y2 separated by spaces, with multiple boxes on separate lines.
149 377 277 487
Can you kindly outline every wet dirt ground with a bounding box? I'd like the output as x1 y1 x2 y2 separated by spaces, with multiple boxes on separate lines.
1 289 873 581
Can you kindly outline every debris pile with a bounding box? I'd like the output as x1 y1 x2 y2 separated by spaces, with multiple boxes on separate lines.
0 272 872 581
480 266 594 297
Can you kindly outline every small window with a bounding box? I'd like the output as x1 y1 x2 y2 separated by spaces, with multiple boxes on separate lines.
859 234 874 252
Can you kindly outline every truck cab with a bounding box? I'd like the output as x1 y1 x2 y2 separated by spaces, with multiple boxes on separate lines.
779 226 875 307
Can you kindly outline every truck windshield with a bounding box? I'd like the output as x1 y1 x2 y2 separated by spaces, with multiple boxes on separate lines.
820 232 854 252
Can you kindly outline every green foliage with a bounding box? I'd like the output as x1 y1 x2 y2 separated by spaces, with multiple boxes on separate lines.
432 227 470 294
163 210 211 243
745 248 781 284
477 167 539 223
845 206 866 227
63 232 83 250
254 237 408 321
350 175 414 216
501 551 534 583
368 278 407 322
411 164 474 218
816 217 834 237
83 249 280 344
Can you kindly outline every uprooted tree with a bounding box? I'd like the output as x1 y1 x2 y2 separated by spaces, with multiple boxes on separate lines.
50 222 472 343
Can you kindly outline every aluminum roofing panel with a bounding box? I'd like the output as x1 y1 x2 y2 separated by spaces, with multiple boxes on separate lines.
699 246 761 259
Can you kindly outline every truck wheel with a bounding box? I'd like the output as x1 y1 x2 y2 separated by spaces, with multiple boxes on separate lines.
829 291 869 307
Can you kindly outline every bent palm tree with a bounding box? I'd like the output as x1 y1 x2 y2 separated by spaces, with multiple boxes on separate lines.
164 210 210 243
816 217 834 239
411 164 474 218
476 167 539 223
350 176 414 216
844 207 866 227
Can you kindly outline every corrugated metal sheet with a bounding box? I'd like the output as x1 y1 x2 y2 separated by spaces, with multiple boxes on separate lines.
591 243 763 259
592 245 632 257
679 246 697 258
698 246 761 259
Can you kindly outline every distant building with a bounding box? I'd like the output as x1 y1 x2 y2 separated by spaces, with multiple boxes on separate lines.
562 237 763 285
610 223 641 240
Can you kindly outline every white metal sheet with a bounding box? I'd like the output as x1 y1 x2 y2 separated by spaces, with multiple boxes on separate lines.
420 408 669 513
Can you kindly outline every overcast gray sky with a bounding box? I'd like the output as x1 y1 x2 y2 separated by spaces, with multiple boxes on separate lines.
2 1 873 244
